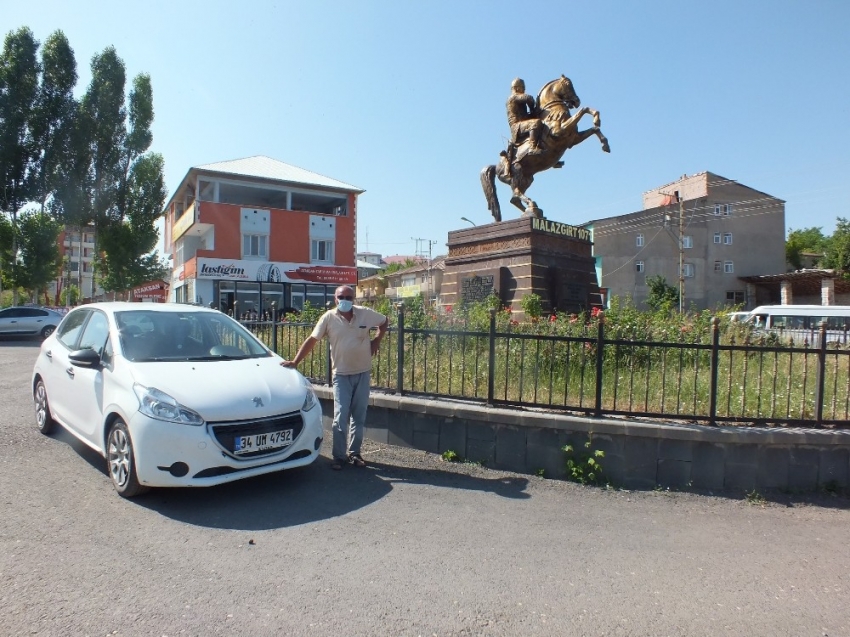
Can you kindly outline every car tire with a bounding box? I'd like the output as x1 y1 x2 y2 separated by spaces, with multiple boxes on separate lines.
34 379 56 435
107 419 149 498
40 325 56 339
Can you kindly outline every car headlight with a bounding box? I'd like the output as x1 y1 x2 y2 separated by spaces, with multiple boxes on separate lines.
133 383 205 426
301 375 318 412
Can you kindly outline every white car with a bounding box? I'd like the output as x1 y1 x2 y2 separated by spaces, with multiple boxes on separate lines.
32 302 322 497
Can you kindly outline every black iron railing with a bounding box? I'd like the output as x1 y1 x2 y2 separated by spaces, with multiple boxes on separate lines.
241 307 850 429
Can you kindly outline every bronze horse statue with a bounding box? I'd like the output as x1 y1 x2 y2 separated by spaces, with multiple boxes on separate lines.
481 75 610 221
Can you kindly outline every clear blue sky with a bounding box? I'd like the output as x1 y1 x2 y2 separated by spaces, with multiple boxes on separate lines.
6 0 849 259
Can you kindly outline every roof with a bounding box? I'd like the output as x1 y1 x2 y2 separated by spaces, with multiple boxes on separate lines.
386 256 446 277
739 269 850 297
193 155 364 193
356 259 384 271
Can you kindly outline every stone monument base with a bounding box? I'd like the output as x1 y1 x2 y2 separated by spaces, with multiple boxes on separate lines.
440 216 602 318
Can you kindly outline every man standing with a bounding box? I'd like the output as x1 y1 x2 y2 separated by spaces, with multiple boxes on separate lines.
281 285 388 470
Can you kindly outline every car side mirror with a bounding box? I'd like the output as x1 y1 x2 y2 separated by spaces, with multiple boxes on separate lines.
69 348 102 369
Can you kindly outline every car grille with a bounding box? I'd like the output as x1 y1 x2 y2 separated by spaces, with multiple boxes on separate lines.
209 412 305 459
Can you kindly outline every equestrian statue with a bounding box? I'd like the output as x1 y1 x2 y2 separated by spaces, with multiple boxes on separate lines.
481 75 610 221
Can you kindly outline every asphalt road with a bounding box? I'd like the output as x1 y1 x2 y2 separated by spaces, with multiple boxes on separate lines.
2 338 849 637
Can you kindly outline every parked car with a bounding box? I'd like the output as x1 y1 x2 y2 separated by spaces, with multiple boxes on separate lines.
32 302 322 497
0 306 63 339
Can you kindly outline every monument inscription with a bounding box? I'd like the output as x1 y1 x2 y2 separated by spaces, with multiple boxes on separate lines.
461 275 495 303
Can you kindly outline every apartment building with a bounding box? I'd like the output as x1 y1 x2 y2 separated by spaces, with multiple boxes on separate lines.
53 224 103 302
163 156 363 317
587 172 786 311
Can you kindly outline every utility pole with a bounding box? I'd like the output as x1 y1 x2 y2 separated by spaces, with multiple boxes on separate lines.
411 237 438 305
676 190 685 313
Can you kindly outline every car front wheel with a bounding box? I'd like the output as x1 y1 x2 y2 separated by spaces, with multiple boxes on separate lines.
34 379 56 435
41 325 56 339
107 419 149 498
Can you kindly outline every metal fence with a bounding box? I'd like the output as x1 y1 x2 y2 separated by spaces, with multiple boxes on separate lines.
243 308 850 429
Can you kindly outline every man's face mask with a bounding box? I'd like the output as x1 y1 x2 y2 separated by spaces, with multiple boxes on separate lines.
336 294 353 312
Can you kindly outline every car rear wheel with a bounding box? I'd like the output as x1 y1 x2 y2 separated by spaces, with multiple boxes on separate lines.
41 325 56 339
107 419 149 498
34 379 56 435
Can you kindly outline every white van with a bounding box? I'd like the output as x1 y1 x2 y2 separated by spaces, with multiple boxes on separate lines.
746 305 850 344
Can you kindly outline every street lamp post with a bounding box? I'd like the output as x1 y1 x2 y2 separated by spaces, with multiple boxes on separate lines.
460 217 476 227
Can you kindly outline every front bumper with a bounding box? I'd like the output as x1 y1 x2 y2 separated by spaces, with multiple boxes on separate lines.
128 406 323 487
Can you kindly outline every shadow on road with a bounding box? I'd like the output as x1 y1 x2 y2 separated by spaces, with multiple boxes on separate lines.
134 458 529 531
51 427 531 530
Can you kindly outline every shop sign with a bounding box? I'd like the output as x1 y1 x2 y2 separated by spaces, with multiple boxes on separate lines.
196 258 357 285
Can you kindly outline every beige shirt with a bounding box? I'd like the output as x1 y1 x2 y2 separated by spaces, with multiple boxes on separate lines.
311 306 387 375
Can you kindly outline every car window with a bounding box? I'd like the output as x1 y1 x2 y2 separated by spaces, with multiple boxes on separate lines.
78 312 110 356
21 308 48 318
57 310 90 349
0 308 23 319
115 309 270 361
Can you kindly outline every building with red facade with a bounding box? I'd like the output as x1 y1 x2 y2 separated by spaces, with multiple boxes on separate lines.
163 156 363 317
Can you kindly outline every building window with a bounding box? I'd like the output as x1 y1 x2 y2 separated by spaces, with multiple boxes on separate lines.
724 261 734 273
636 233 644 247
683 235 693 249
714 232 721 244
242 234 268 258
714 260 722 272
714 203 733 216
723 232 733 245
682 263 695 278
636 261 644 272
726 291 745 304
311 239 334 263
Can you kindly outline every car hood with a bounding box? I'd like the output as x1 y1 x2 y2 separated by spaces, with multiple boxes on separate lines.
128 356 310 422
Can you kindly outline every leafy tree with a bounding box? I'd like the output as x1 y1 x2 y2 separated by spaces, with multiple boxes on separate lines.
786 226 828 270
97 153 167 292
52 47 165 296
822 217 850 277
0 27 39 303
645 275 679 312
59 283 79 306
383 258 419 275
29 30 76 215
15 209 61 296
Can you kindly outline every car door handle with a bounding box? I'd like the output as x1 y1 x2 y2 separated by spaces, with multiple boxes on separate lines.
45 351 52 360
65 367 75 378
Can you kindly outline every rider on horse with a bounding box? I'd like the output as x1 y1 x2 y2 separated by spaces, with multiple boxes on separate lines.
506 78 543 161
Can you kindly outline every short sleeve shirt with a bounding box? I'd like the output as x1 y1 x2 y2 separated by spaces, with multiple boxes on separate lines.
311 306 387 375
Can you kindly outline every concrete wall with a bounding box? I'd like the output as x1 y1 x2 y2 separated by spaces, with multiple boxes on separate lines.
315 387 850 492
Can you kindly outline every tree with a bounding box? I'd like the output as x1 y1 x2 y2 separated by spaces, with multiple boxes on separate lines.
15 209 61 297
97 153 168 293
645 275 679 312
822 217 850 278
53 47 165 297
29 30 77 215
0 27 40 304
786 226 828 270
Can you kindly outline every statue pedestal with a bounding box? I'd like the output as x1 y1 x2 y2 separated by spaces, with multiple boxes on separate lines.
440 217 602 318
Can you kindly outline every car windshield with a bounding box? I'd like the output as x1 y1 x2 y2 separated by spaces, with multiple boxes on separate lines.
115 309 272 362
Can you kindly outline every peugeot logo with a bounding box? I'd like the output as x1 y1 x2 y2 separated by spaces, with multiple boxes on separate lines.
252 397 264 408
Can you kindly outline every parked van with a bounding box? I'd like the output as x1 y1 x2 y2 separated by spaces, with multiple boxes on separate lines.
746 305 850 344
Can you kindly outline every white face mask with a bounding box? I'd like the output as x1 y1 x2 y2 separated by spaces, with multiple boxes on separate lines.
337 299 353 312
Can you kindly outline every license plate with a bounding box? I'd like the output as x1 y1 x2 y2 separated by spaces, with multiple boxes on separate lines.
233 429 293 454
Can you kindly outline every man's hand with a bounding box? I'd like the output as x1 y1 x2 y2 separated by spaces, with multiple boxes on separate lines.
280 359 297 368
370 339 381 356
